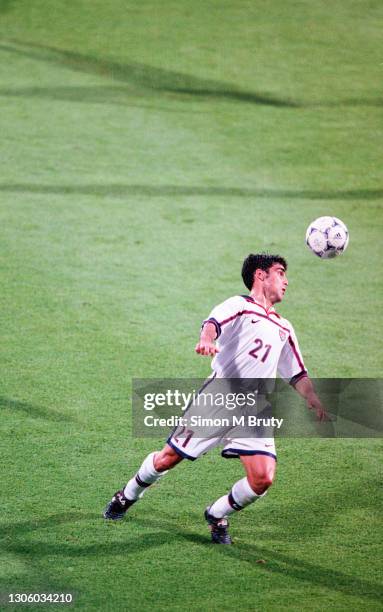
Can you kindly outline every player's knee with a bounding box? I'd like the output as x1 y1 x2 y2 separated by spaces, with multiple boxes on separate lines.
153 446 182 472
248 473 273 495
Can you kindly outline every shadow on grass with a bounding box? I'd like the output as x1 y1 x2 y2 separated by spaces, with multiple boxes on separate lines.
178 529 383 604
315 98 383 108
0 40 298 108
2 511 382 603
0 85 203 114
0 84 381 110
0 182 381 201
0 396 74 422
0 512 102 539
0 41 381 109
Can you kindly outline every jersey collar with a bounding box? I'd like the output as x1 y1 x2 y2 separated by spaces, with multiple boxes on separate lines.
241 295 280 317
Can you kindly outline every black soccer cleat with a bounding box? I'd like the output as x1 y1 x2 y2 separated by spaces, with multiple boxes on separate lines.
103 490 136 520
204 507 232 545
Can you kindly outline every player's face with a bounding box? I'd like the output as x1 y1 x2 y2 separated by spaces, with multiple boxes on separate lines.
265 264 288 303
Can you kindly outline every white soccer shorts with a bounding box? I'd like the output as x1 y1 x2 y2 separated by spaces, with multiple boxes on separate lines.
167 431 276 461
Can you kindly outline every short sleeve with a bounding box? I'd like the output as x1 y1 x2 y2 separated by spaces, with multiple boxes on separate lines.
277 325 307 383
202 296 243 338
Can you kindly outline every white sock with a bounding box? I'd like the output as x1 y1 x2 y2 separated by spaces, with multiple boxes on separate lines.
123 452 167 500
209 477 266 518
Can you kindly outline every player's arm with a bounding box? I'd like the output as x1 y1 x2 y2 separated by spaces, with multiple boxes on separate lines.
292 375 329 421
196 296 242 356
195 322 219 356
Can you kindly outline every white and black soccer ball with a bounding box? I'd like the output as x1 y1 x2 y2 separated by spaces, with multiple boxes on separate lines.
306 216 349 259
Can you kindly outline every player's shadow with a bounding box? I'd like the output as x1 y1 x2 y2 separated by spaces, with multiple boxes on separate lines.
201 538 383 602
3 510 382 604
0 40 298 108
0 396 74 422
135 513 383 603
0 183 381 201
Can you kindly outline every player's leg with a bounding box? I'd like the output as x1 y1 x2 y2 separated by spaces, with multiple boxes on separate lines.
204 439 276 543
207 453 276 520
103 444 182 520
240 453 276 494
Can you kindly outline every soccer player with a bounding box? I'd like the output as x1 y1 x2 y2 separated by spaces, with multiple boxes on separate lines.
104 253 328 544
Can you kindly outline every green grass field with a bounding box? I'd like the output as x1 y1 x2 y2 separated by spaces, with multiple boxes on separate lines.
0 1 382 609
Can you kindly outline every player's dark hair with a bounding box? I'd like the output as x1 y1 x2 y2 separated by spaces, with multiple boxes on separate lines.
241 253 287 290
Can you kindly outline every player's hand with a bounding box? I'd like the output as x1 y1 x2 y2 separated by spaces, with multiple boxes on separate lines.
294 377 333 422
307 394 331 421
195 340 219 356
314 405 331 422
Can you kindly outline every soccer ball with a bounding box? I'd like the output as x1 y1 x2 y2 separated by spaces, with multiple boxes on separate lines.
306 216 349 258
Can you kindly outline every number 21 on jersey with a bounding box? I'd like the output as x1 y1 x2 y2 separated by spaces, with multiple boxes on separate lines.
249 337 272 362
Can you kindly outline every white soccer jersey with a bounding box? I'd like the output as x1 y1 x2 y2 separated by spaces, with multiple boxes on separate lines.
204 295 307 382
